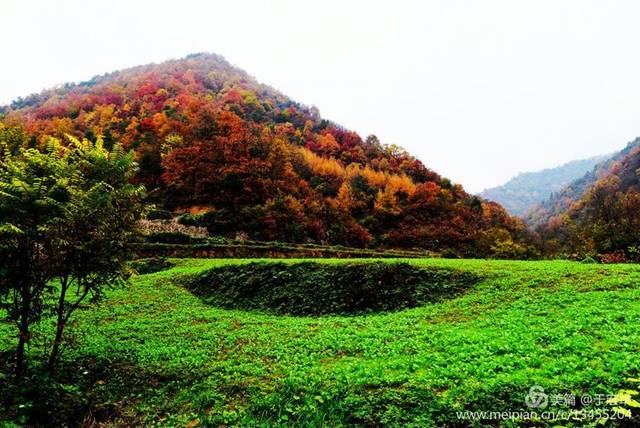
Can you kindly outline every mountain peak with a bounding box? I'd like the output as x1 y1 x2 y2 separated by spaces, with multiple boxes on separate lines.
0 54 533 256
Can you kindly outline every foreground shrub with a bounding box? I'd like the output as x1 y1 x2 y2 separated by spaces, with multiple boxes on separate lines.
186 262 480 316
0 136 145 377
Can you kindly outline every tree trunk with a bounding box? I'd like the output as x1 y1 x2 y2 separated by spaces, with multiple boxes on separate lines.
15 329 27 380
47 320 64 372
47 278 68 372
15 287 31 380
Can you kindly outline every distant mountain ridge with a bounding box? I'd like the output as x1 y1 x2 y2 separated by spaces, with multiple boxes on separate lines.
525 137 640 228
525 136 640 258
480 154 608 216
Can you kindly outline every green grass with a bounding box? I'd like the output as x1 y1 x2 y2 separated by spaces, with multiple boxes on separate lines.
2 258 640 427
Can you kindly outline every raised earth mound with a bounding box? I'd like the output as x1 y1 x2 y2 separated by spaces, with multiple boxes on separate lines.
186 262 480 316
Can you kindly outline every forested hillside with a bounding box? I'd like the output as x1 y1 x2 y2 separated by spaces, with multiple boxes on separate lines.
0 53 534 257
527 137 640 259
525 138 640 227
480 155 607 216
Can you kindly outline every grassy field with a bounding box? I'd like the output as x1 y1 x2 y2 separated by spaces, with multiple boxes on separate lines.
2 258 640 427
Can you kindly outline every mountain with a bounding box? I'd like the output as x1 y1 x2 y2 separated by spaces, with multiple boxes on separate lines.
0 53 535 257
526 138 640 227
527 137 640 258
480 155 608 216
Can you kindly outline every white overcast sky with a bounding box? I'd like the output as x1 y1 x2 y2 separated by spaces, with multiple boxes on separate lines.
3 0 640 192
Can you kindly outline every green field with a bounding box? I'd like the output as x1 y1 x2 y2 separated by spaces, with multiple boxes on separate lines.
2 258 640 427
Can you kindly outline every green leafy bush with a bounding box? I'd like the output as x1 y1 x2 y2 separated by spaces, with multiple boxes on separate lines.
186 262 480 316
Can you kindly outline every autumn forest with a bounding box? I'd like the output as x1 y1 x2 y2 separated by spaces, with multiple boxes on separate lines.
1 53 541 258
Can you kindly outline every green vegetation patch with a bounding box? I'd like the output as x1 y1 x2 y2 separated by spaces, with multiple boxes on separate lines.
3 258 640 426
186 261 480 315
129 257 176 274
